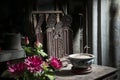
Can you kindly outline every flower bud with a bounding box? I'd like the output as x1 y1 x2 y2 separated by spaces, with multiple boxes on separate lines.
25 36 29 45
34 41 42 48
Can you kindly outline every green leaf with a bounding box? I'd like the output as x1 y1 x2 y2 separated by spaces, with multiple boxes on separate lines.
1 70 11 78
40 50 47 57
45 74 55 80
23 47 32 53
37 50 47 57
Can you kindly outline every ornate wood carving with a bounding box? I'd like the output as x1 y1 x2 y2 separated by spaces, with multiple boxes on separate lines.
62 15 73 56
46 14 56 57
52 21 64 58
34 14 44 43
33 14 44 43
32 12 73 58
46 14 73 58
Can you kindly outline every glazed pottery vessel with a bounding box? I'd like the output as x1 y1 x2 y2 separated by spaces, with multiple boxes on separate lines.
68 53 94 69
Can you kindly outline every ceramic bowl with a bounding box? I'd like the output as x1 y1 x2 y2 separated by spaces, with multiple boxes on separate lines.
68 53 94 68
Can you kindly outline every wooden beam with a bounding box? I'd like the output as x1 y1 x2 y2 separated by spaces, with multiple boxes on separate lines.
32 11 63 14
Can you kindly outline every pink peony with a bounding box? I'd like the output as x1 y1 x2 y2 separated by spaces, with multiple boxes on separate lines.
24 55 43 73
34 40 42 48
8 62 25 76
50 57 62 69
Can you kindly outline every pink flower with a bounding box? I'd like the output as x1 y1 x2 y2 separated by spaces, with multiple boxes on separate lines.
8 62 25 76
50 57 62 69
34 40 42 48
24 55 43 73
25 36 29 45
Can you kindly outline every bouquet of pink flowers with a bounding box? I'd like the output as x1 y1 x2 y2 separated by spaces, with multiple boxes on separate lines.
7 37 62 80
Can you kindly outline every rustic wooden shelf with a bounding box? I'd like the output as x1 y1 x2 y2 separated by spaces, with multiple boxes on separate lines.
0 49 26 62
56 64 118 80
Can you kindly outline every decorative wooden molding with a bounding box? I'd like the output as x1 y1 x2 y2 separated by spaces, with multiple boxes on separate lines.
32 11 63 14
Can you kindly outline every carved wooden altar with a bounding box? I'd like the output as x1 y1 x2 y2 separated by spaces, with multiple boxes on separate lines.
32 11 73 58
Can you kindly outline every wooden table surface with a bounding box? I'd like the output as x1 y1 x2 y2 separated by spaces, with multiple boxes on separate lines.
56 64 117 80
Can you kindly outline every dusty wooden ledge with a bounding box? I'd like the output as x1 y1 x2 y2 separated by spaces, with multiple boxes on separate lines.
56 64 118 80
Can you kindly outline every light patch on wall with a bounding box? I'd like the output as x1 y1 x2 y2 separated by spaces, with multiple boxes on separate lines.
73 28 83 53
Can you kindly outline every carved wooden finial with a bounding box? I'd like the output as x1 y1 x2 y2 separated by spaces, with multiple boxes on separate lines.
46 14 57 28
